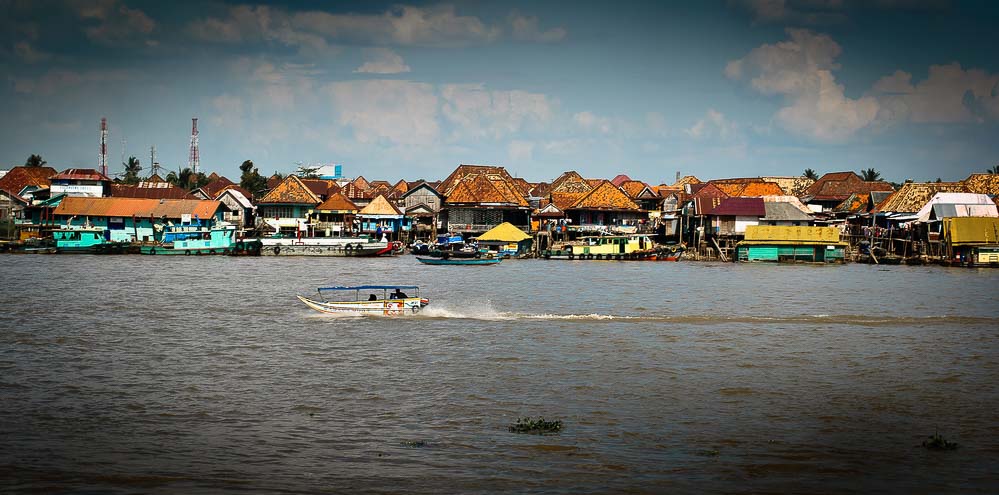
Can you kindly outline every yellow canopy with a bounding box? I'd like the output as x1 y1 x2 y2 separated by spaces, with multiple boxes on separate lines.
477 222 531 242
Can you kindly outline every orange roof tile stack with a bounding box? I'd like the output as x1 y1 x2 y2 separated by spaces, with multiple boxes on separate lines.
256 175 321 205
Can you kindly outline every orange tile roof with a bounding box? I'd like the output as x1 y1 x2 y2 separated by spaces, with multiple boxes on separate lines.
53 197 222 219
737 182 786 197
963 173 999 195
352 176 371 191
550 171 592 193
358 194 402 216
445 175 528 206
0 166 57 197
834 193 870 213
315 192 358 212
50 168 111 181
257 175 321 205
569 180 640 211
805 172 894 201
438 164 516 195
390 179 409 196
549 192 586 210
670 175 701 188
874 182 966 213
619 180 656 199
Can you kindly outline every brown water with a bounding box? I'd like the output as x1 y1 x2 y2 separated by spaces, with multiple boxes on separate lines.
1 255 997 493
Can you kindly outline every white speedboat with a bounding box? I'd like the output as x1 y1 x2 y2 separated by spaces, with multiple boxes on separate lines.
298 285 429 315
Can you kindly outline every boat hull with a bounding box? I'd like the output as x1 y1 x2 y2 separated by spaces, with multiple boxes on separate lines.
140 245 232 255
416 257 500 265
297 295 427 315
260 243 392 256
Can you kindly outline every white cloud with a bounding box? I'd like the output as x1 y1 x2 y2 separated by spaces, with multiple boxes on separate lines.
871 63 999 124
326 80 440 146
75 0 156 45
441 84 554 140
726 28 878 142
354 48 411 74
508 140 535 161
191 4 503 49
509 12 567 42
573 111 613 134
685 109 738 140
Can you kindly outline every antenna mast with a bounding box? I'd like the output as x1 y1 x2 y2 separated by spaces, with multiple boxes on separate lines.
99 117 108 177
150 146 158 177
188 117 200 175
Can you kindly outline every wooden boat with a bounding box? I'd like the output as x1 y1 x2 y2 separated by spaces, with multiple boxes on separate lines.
541 234 659 260
416 256 501 265
52 226 130 254
297 285 429 315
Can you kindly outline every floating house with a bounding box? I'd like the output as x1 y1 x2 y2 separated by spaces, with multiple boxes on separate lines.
942 217 999 266
736 225 847 263
438 165 531 234
50 197 226 242
311 192 358 236
357 194 408 240
255 175 321 236
476 222 533 256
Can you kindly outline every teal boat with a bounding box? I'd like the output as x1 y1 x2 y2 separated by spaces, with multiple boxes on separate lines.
416 257 501 265
52 227 130 254
140 221 236 255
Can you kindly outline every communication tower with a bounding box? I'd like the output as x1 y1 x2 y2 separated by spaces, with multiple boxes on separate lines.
188 117 200 174
99 118 108 177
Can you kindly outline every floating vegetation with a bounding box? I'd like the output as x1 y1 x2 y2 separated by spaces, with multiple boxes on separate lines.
921 432 958 451
508 417 563 435
402 440 428 448
696 449 720 457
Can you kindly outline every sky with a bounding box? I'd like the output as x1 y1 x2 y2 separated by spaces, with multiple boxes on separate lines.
2 0 998 185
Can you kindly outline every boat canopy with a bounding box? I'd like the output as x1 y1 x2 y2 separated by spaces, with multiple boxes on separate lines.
318 285 420 291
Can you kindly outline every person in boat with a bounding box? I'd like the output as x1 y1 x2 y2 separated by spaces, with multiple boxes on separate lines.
391 288 408 299
368 294 378 301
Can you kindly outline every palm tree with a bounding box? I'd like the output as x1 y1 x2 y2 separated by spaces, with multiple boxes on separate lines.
803 168 819 180
24 154 46 167
987 164 999 174
122 156 142 184
860 168 882 181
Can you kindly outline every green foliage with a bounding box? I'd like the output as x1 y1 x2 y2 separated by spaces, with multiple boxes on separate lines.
860 168 882 181
508 417 563 435
922 432 958 451
803 168 819 180
988 164 999 174
24 154 46 167
296 165 320 179
166 167 210 191
239 159 267 197
122 156 142 185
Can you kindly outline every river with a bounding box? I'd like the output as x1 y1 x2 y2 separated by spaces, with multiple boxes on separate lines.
1 255 997 493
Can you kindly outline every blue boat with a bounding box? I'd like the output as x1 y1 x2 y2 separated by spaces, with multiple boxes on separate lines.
416 257 501 266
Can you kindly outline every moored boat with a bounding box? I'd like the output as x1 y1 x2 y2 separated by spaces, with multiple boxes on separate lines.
52 226 131 254
416 257 501 265
297 285 429 315
540 234 660 260
140 221 236 255
251 235 398 257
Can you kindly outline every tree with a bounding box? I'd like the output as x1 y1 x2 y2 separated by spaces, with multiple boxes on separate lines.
987 164 999 174
25 154 46 167
296 164 320 178
239 159 267 197
122 156 142 185
803 168 819 180
860 168 882 181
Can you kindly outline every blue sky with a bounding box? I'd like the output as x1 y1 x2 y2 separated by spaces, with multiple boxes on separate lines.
2 0 998 184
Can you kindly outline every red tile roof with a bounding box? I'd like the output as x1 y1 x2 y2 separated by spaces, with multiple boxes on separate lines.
610 174 632 187
300 178 340 199
50 168 111 181
804 172 894 201
111 182 194 200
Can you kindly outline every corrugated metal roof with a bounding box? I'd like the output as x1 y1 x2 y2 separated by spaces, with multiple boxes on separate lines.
53 197 222 218
762 202 813 221
710 197 766 216
944 217 999 245
874 182 965 213
111 183 194 199
0 166 57 198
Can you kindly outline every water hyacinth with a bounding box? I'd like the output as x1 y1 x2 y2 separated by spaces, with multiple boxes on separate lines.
508 417 563 435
